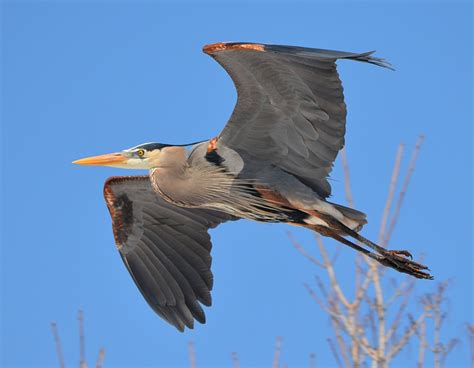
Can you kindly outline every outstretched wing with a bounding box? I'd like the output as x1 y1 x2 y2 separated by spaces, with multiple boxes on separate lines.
103 176 235 331
204 42 391 198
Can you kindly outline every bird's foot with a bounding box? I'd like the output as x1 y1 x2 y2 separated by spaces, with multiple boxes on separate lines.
375 250 433 280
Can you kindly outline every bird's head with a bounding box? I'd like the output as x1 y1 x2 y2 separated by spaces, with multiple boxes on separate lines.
73 143 170 170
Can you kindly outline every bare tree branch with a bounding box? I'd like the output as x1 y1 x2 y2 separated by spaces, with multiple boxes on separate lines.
355 140 406 311
386 278 415 343
372 265 387 367
352 265 374 310
415 317 427 368
51 322 66 368
306 278 375 360
426 282 456 368
388 312 427 360
331 297 376 360
385 135 424 245
316 235 351 309
365 309 377 348
330 315 351 367
294 138 462 367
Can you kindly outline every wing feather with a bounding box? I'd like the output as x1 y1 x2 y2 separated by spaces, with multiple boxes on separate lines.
104 176 235 331
204 42 391 198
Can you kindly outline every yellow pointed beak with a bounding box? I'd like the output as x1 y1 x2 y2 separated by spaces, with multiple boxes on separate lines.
72 152 127 166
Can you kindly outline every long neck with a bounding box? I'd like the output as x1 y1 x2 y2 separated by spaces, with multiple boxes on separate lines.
149 146 199 205
154 146 188 173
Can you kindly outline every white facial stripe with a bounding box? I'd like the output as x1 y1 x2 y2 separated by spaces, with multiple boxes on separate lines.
125 142 157 152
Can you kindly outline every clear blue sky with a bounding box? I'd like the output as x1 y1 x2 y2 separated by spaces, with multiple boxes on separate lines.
1 1 472 367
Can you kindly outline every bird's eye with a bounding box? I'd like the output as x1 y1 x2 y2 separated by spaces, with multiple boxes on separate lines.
136 149 145 158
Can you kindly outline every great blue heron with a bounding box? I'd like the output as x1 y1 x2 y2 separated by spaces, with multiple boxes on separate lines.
74 42 432 331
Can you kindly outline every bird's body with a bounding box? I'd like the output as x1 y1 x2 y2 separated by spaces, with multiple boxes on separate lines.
149 142 364 230
75 42 432 331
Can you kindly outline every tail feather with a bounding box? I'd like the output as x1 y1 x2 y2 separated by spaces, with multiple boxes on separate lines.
329 202 367 232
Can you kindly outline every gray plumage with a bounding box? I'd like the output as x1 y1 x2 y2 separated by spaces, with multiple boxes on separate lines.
75 42 432 332
104 176 235 331
210 43 392 198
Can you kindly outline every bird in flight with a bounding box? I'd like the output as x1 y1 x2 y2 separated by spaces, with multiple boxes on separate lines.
74 42 432 331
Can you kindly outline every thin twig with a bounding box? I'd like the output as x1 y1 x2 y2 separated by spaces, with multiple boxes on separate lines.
51 322 66 368
272 336 283 368
385 279 415 343
188 341 197 368
304 282 325 310
415 317 427 368
433 297 443 368
305 278 363 365
78 310 87 368
378 144 404 245
314 284 375 362
348 309 361 368
288 232 324 268
468 324 474 368
386 277 412 308
354 255 363 291
372 264 387 367
331 300 377 360
340 147 354 208
231 352 240 368
327 338 344 368
352 265 374 310
388 312 427 360
372 142 409 366
365 310 377 348
440 338 459 367
330 314 351 367
309 352 317 368
385 135 424 245
95 348 106 368
356 141 406 316
316 235 351 309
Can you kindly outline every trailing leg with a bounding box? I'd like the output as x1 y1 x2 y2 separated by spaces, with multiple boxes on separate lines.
308 223 433 280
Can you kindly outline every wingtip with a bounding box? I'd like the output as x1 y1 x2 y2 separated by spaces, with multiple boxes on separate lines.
362 51 395 71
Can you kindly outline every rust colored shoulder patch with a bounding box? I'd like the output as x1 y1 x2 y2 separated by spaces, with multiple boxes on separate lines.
203 42 265 55
206 137 218 153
